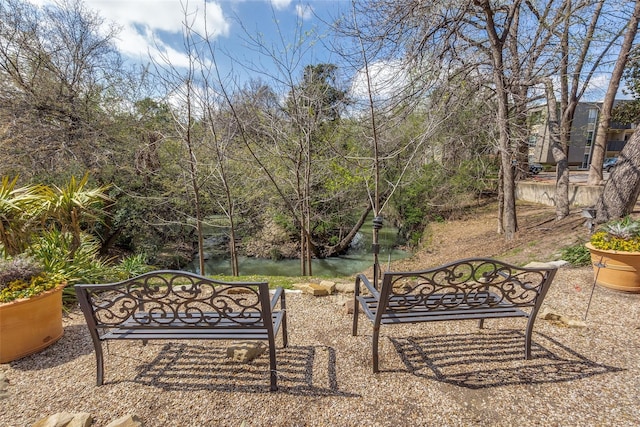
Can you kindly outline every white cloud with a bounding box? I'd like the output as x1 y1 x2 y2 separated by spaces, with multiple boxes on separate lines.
350 60 408 102
295 4 314 20
27 0 230 66
85 0 229 38
270 0 292 10
89 1 229 66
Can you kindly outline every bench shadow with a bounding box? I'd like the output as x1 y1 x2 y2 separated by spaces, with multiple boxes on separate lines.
388 330 622 389
128 343 359 397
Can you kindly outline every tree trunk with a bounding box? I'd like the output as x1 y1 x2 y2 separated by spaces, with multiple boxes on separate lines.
322 204 373 257
595 127 640 223
588 0 640 185
478 0 519 238
543 79 571 219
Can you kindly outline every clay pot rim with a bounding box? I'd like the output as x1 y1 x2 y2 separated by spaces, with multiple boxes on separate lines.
585 242 640 256
0 283 66 308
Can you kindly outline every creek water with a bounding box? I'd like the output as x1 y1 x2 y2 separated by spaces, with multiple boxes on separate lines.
185 222 411 278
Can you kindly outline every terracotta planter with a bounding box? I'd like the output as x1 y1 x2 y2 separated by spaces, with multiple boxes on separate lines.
586 242 640 293
0 285 64 363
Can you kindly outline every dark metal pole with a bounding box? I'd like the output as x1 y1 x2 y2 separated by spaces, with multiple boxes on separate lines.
372 215 383 290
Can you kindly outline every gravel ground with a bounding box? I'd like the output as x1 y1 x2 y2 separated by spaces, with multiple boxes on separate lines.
1 265 639 427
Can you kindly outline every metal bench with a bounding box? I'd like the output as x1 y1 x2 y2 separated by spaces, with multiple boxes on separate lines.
352 258 556 372
76 270 288 391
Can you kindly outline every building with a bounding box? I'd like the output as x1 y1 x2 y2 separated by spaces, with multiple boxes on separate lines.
528 100 636 169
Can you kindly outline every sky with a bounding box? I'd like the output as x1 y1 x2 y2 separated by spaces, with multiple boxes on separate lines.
25 0 633 102
80 0 343 69
23 0 351 87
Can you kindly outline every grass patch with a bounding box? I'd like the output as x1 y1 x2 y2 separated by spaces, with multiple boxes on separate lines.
205 274 351 289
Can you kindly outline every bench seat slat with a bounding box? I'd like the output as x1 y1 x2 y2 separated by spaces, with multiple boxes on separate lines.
378 309 526 324
102 331 272 340
357 294 527 323
102 311 282 329
98 312 285 337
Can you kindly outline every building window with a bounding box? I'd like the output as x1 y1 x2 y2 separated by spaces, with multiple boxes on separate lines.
588 108 598 123
586 130 594 146
581 154 589 169
528 135 537 147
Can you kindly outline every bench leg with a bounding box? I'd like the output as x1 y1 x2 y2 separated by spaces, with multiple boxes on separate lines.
281 297 288 348
372 326 380 373
95 341 105 386
281 317 289 348
352 296 360 336
268 343 278 391
524 317 535 360
478 318 485 329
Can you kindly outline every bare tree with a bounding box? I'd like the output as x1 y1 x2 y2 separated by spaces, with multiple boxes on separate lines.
148 6 214 275
0 0 124 179
589 0 640 185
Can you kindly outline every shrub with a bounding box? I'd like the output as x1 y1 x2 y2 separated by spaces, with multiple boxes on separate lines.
561 242 591 266
112 253 152 280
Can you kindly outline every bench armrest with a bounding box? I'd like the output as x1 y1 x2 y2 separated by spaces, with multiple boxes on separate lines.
355 273 380 299
270 287 285 311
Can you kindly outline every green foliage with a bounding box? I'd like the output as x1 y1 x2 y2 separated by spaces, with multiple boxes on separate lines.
27 230 112 285
111 253 153 280
0 175 128 303
271 212 296 235
613 46 640 124
390 158 497 246
325 162 364 193
269 248 283 261
561 242 591 266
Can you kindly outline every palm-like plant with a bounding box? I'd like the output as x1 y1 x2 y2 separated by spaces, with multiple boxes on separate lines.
44 174 112 256
0 177 49 256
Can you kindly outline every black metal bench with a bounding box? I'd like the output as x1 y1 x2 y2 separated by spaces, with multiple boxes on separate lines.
75 270 288 391
352 258 556 372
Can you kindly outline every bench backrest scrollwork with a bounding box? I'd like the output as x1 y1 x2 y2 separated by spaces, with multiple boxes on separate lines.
378 258 556 315
76 270 272 332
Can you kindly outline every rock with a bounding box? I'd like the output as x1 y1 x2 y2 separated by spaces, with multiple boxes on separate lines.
563 318 587 328
104 414 143 427
539 308 586 328
32 413 74 427
335 282 355 293
318 280 336 294
226 341 267 363
292 283 330 296
524 260 569 269
539 307 562 321
343 299 362 315
32 412 92 427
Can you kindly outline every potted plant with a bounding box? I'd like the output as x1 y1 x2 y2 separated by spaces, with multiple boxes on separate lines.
0 174 116 363
0 256 67 363
585 216 640 293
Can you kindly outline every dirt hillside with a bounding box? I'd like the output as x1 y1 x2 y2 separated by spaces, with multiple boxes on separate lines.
391 202 590 271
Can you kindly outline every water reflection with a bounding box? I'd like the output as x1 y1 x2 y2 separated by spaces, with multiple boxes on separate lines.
188 249 410 278
185 219 411 278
